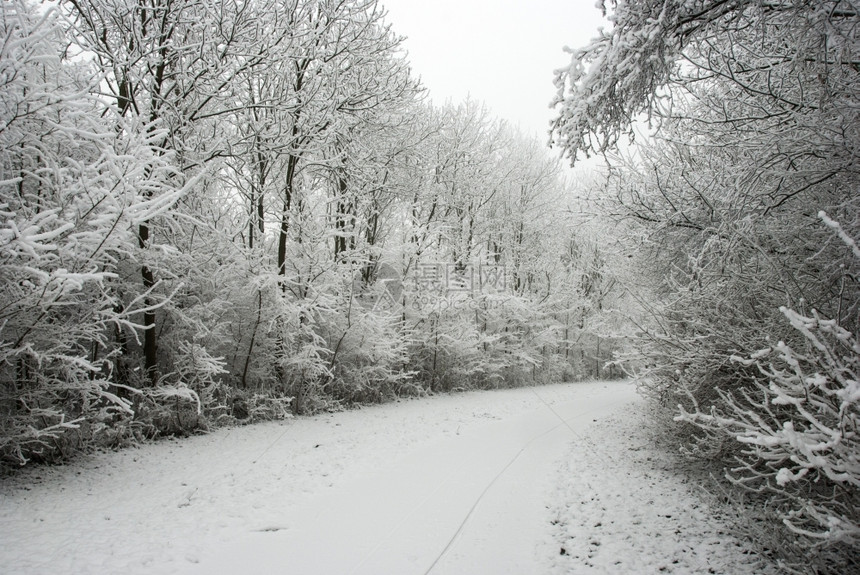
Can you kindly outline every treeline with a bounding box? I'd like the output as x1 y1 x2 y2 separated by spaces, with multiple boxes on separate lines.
552 0 859 572
0 0 621 467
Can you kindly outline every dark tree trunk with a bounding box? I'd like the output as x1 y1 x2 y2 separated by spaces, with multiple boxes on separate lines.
138 222 158 385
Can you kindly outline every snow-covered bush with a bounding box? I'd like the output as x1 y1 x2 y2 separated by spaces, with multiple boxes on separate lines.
678 308 859 538
674 215 860 570
323 286 416 405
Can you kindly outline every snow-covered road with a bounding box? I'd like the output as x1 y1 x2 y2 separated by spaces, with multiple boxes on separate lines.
1 381 770 574
183 382 635 575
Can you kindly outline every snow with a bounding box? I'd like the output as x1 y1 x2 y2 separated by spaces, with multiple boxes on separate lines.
547 401 778 574
0 381 771 574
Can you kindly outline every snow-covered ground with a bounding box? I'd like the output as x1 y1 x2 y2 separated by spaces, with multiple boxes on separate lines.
0 381 771 574
546 401 776 575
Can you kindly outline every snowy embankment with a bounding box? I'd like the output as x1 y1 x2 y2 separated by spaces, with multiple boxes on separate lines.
1 381 770 574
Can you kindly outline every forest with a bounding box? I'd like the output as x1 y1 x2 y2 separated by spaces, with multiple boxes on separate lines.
1 0 858 572
1 0 621 465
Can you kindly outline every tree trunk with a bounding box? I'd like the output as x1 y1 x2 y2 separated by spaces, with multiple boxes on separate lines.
138 222 158 385
277 153 297 277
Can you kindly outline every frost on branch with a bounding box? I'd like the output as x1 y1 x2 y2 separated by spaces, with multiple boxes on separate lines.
550 0 692 160
676 218 860 554
551 0 857 165
0 1 180 465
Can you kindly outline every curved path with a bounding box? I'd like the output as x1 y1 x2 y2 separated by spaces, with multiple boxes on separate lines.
2 381 771 574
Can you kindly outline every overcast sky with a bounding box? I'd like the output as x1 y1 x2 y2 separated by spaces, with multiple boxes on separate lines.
380 0 608 140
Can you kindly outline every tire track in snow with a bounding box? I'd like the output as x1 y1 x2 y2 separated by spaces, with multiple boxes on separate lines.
183 382 638 575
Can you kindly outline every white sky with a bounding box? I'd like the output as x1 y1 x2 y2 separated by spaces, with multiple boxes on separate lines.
380 0 608 140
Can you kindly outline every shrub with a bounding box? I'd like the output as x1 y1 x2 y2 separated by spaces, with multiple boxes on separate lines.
676 216 860 572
